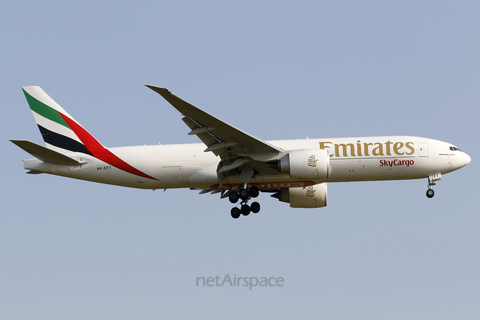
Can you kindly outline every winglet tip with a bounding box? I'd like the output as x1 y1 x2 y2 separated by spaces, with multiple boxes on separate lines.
145 85 170 94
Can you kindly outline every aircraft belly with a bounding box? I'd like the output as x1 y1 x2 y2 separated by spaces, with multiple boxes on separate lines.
209 174 320 190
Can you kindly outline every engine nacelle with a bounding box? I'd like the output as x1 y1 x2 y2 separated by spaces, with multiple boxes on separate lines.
277 149 329 180
273 183 327 208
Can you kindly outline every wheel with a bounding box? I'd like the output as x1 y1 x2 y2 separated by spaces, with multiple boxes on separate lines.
426 189 435 198
229 192 239 203
241 204 251 216
239 188 250 200
231 207 241 219
251 201 260 213
250 186 259 198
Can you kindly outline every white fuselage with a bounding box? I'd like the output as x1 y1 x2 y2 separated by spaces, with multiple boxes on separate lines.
23 136 471 190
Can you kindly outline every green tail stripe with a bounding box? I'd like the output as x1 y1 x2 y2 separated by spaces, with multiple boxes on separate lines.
23 89 71 129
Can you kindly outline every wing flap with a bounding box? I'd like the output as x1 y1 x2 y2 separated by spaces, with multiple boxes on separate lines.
181 115 220 155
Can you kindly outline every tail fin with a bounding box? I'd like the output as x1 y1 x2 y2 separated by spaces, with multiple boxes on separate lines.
22 86 104 156
18 86 158 180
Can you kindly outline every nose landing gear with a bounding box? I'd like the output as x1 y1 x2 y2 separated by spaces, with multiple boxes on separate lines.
229 185 260 219
426 174 441 198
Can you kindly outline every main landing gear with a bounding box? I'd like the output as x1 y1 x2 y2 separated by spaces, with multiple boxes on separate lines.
229 185 260 219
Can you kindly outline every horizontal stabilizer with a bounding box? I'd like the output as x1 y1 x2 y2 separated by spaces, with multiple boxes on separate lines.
10 140 86 166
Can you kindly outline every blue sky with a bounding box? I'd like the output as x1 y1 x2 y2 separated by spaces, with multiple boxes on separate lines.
1 1 479 319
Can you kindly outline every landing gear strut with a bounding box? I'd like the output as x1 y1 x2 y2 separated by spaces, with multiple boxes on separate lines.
229 185 260 219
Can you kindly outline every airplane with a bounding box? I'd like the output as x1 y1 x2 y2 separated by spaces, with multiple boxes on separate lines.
11 86 471 219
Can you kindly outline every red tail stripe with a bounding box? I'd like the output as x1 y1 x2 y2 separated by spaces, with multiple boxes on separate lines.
59 113 158 180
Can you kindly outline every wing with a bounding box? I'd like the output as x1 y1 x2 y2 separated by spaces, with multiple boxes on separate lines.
146 85 283 160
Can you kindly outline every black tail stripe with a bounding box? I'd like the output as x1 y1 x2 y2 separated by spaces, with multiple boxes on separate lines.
37 125 93 156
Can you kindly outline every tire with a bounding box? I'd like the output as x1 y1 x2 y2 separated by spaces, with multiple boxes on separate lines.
239 188 250 200
426 189 435 198
231 207 241 219
251 202 260 213
250 186 259 198
241 204 251 216
229 192 239 203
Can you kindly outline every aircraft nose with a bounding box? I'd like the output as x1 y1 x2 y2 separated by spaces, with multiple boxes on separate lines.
464 152 471 166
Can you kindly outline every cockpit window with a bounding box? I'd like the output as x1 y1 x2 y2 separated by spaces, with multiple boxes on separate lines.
449 146 461 151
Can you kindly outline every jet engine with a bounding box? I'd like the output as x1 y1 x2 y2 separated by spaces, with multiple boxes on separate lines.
272 183 327 208
275 149 329 180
